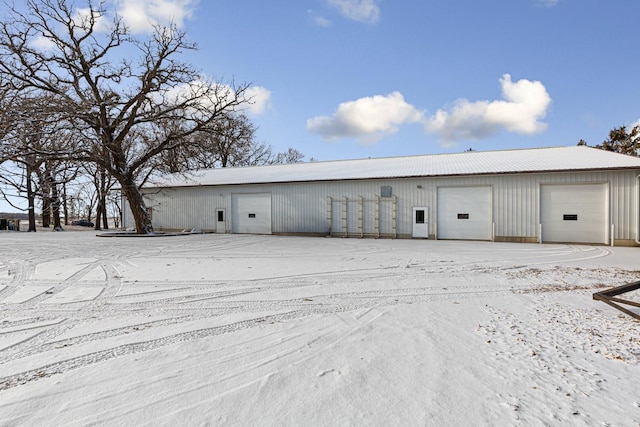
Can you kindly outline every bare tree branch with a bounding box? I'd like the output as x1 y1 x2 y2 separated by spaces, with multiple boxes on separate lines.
0 0 252 233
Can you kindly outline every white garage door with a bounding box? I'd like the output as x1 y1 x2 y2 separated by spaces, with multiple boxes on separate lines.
232 193 272 234
541 184 608 244
437 186 492 240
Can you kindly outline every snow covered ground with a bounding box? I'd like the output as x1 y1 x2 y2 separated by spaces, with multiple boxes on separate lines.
0 231 638 426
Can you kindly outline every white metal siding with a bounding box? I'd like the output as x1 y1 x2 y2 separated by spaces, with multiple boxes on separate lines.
232 193 272 234
541 184 608 244
437 186 492 240
133 170 639 245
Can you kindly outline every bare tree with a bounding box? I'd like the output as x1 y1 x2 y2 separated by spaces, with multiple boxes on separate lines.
106 189 121 228
152 113 264 171
203 115 307 167
37 156 79 230
271 147 306 165
155 113 307 171
0 0 251 233
208 113 260 167
0 89 26 177
81 159 116 229
0 92 65 231
0 86 22 144
0 158 42 231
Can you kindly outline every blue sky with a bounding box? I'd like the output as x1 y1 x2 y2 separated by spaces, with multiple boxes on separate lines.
2 0 640 212
12 0 640 161
175 0 640 161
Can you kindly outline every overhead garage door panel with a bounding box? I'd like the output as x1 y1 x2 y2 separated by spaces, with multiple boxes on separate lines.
437 186 492 240
232 193 272 234
541 184 607 244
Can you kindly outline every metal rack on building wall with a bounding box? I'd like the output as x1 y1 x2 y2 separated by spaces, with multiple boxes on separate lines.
327 196 397 238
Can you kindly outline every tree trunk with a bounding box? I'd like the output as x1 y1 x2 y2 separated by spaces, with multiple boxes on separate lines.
62 182 68 226
41 165 51 228
112 195 122 229
86 195 95 223
26 164 37 232
51 179 62 230
41 189 50 228
101 194 108 229
120 176 152 234
95 166 108 230
94 198 103 230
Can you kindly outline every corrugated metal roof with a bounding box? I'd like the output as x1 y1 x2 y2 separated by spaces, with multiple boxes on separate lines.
147 146 640 188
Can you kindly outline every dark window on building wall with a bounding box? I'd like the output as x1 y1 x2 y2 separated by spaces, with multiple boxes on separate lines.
381 186 392 197
415 210 425 224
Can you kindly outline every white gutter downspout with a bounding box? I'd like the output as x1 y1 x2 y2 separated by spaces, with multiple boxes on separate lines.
611 224 614 247
636 174 640 245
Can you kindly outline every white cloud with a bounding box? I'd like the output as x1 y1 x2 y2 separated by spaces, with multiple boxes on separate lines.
424 74 552 145
31 36 56 51
245 86 272 115
307 92 424 144
157 79 268 117
308 10 332 27
326 0 380 24
157 77 225 108
112 0 198 33
306 75 551 146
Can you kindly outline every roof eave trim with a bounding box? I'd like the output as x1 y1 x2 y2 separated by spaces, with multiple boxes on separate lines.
141 166 640 189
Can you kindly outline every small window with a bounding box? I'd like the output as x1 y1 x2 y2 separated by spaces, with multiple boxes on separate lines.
217 211 224 222
457 213 469 220
248 213 256 218
381 186 392 197
563 214 578 221
415 210 425 224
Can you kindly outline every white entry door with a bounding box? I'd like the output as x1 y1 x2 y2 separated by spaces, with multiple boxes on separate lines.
540 184 608 244
412 207 429 238
215 208 226 233
437 186 492 240
231 193 272 234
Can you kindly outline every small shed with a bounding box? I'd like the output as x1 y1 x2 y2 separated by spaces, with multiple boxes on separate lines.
123 146 640 246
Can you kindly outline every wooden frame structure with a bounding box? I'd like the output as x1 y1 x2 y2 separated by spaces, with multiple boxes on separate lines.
592 281 640 321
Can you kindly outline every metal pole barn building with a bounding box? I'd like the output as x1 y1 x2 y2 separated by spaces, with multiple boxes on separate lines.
123 146 640 246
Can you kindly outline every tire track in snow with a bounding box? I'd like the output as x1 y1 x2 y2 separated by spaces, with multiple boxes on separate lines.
0 234 634 395
0 283 525 379
0 304 393 393
1 263 619 371
0 260 124 362
0 309 310 391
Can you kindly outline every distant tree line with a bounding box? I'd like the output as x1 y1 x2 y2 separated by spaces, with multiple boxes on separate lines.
0 0 307 233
